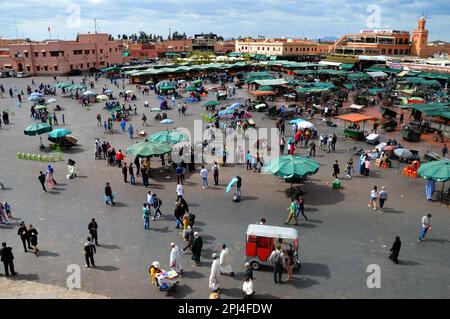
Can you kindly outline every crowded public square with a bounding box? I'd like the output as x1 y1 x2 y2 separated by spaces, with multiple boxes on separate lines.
1 67 449 299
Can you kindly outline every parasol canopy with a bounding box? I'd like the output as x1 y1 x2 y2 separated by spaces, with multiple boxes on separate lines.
104 89 113 94
56 82 72 89
160 119 175 125
47 98 57 104
34 105 47 110
125 141 172 158
82 90 96 96
418 159 450 182
394 148 413 159
24 123 53 136
96 94 109 101
149 130 189 144
296 121 314 129
204 100 220 107
289 118 306 124
48 128 72 139
185 85 197 92
28 95 41 101
262 155 320 179
151 107 162 112
125 90 134 95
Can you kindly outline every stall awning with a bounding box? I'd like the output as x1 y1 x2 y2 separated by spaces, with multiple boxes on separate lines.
249 90 276 96
340 63 355 70
349 104 364 110
367 71 387 78
253 79 288 86
318 61 342 67
335 114 377 123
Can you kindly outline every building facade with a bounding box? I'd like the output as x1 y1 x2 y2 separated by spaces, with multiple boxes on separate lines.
333 30 411 56
0 33 125 75
235 38 331 57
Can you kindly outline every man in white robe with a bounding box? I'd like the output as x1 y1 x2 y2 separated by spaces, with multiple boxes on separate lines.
219 244 234 276
209 253 221 292
169 242 183 274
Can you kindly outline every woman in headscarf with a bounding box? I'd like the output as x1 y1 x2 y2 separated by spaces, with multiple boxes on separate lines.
46 165 56 189
388 236 401 264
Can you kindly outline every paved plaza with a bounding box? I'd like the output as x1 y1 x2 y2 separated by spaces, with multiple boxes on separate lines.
1 76 450 299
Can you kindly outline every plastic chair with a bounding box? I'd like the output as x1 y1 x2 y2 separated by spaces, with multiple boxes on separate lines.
31 154 37 160
17 152 21 159
25 153 31 160
48 156 55 162
36 155 42 161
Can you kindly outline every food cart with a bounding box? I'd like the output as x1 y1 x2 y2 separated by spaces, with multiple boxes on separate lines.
335 114 377 141
245 224 301 271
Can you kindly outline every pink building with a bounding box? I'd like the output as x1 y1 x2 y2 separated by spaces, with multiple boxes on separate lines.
0 33 126 75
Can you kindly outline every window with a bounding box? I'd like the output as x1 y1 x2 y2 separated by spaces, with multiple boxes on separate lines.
61 51 64 56
388 49 392 55
85 50 90 55
36 66 40 71
73 50 82 55
44 66 48 71
26 66 31 71
307 48 310 51
42 52 46 57
24 52 29 58
290 48 292 52
296 48 299 51
394 49 398 55
399 49 404 55
50 51 59 57
70 65 74 70
34 52 38 57
109 48 112 53
92 50 95 54
100 49 103 54
87 63 90 68
80 63 84 68
381 49 386 54
54 66 58 71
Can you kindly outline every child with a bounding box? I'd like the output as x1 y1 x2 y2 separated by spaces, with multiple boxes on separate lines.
181 214 190 238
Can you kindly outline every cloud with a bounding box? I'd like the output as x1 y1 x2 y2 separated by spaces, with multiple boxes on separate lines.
0 0 449 41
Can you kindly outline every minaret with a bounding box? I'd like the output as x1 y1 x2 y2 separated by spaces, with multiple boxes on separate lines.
411 15 429 57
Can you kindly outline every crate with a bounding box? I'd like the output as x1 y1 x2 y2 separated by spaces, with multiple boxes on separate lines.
332 179 341 189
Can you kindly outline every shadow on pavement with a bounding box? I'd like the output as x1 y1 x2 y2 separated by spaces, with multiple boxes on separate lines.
99 244 120 250
13 273 40 281
398 260 420 266
170 284 193 299
151 226 170 233
426 238 450 244
220 287 242 298
290 276 320 289
95 265 119 272
181 270 205 279
37 250 60 257
299 262 331 279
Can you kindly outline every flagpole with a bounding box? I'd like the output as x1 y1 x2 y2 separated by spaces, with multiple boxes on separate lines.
48 26 52 40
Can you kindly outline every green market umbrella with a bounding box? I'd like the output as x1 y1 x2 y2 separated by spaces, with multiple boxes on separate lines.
69 84 86 91
151 107 162 112
192 79 203 85
204 100 220 107
258 85 274 91
185 85 197 92
125 141 172 158
56 82 72 89
24 123 53 148
418 160 450 182
48 128 72 139
263 155 320 183
149 130 189 144
418 159 450 201
34 105 47 110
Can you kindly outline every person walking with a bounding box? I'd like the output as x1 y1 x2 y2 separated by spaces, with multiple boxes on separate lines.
128 124 134 139
331 133 337 151
369 186 378 211
280 137 286 155
212 162 219 185
169 242 183 274
284 198 299 226
143 203 150 230
200 165 209 189
121 162 128 183
297 195 307 220
104 182 115 206
96 113 102 126
115 149 125 167
152 193 162 220
269 246 285 284
378 187 388 213
129 163 136 185
442 144 448 158
142 113 149 126
120 118 126 132
388 236 401 264
209 253 221 292
88 218 99 246
246 151 251 170
286 246 295 282
27 225 39 256
176 183 184 202
38 171 47 192
46 165 57 189
332 160 340 180
242 276 255 299
219 244 234 277
17 221 31 252
236 175 242 197
84 237 96 268
418 214 432 242
0 242 17 276
346 159 354 179
191 232 203 266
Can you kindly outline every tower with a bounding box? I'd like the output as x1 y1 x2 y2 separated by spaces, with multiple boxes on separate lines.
411 15 429 57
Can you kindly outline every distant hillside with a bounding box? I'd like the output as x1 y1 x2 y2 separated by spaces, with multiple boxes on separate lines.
428 40 449 45
315 36 338 42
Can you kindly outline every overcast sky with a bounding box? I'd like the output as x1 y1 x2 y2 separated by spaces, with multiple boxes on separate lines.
0 0 449 41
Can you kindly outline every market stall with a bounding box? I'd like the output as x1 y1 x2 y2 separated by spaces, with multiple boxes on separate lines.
335 114 377 141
